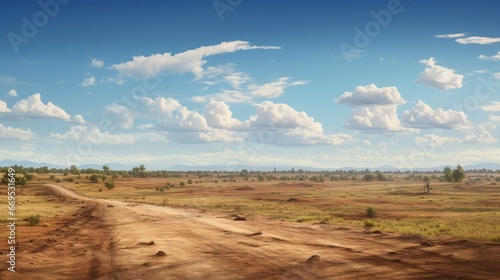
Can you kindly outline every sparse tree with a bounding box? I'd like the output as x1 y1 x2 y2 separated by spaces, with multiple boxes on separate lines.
443 166 453 182
102 165 110 175
452 165 466 182
89 174 99 183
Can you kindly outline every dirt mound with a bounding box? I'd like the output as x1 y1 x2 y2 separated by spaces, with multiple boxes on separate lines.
234 215 247 221
307 255 320 263
155 250 167 256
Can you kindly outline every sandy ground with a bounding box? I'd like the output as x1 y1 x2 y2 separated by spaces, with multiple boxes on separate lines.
1 184 499 279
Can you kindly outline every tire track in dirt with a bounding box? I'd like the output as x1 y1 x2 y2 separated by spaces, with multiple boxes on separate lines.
2 183 499 279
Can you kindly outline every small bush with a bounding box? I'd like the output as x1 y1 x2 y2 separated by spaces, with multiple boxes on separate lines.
364 220 375 228
366 207 377 218
26 215 41 226
180 181 185 187
105 181 115 190
50 175 55 180
55 179 61 183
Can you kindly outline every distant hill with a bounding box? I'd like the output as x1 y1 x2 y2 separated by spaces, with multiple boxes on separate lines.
0 159 65 169
1 159 499 172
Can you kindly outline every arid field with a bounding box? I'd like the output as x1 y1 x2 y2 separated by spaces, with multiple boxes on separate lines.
1 172 500 279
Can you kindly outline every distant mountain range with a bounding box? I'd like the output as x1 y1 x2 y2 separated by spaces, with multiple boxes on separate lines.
1 159 499 172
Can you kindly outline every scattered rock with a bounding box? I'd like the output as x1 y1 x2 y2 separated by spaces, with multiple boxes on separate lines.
420 241 435 247
249 231 262 236
142 262 153 266
317 220 328 225
387 251 397 255
307 255 320 263
286 198 299 202
138 241 155 246
234 215 246 221
47 238 57 242
155 251 167 257
107 205 115 208
372 230 383 234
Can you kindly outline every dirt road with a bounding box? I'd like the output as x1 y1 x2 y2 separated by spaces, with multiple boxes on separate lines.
2 184 499 279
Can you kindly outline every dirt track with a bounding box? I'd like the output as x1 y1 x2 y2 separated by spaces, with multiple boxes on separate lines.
2 184 499 279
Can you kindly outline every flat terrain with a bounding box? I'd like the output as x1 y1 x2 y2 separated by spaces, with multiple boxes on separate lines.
1 176 500 279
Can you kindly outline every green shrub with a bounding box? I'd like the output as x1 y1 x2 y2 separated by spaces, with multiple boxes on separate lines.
105 181 115 190
366 207 377 218
26 215 41 226
364 220 375 228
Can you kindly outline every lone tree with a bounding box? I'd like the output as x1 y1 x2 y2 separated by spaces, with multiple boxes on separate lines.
452 165 466 182
102 165 110 175
443 166 453 182
443 165 466 183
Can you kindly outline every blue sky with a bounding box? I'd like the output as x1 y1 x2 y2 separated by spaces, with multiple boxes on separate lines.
1 0 500 169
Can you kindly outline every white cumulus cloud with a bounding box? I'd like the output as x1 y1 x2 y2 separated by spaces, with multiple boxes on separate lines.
248 101 356 145
402 100 470 129
72 114 86 124
111 41 280 79
344 105 408 133
479 51 500 62
481 101 500 112
9 93 71 121
0 100 11 113
203 100 242 129
90 58 104 68
0 122 34 140
7 89 17 97
336 84 405 106
416 57 463 90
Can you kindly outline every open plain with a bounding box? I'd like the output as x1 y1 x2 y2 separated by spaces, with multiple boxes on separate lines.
1 173 500 279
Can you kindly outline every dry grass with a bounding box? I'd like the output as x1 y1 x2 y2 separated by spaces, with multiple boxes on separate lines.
15 173 500 242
